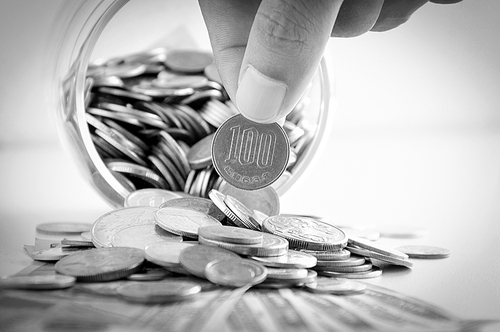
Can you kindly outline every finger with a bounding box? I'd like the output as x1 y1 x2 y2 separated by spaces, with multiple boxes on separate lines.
332 0 385 38
371 0 428 32
198 0 260 102
236 0 344 123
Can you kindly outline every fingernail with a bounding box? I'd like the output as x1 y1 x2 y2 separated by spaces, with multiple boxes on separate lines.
236 65 287 123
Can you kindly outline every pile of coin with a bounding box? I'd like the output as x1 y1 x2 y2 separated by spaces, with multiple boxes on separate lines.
84 48 314 196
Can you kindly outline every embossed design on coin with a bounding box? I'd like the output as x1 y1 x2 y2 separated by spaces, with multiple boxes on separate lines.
54 247 145 282
159 197 226 222
262 215 347 251
212 114 290 190
91 206 158 248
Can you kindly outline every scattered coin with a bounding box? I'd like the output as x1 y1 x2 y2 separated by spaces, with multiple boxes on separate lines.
347 245 414 268
155 207 221 239
204 259 268 287
187 133 214 170
316 266 383 279
299 249 351 261
144 242 196 274
199 232 289 257
265 268 309 280
395 245 451 259
111 224 183 249
179 244 242 279
305 276 366 295
55 247 145 282
91 206 158 248
126 267 172 281
117 280 201 303
61 239 95 247
212 114 290 191
348 237 409 260
262 215 347 251
165 50 213 74
224 195 262 231
0 275 76 290
198 225 263 245
218 183 280 216
315 255 365 268
30 246 89 261
250 250 317 269
36 222 92 236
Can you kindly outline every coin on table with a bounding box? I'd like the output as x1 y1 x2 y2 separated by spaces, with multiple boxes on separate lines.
395 245 451 259
347 245 413 268
187 133 214 170
205 258 268 287
179 244 242 279
348 237 409 260
117 280 201 303
159 197 226 222
61 239 94 247
315 255 365 268
124 189 183 208
218 182 280 217
55 247 145 282
126 267 172 281
314 261 373 273
212 114 290 191
299 249 351 261
305 276 366 295
224 195 262 231
155 207 222 239
31 246 90 261
262 215 347 251
249 250 317 269
199 232 288 257
0 275 76 290
316 266 382 279
36 222 92 236
111 224 182 249
144 242 196 274
198 225 263 245
91 206 158 248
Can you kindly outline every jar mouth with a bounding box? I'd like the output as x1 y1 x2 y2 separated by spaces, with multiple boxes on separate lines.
48 1 331 207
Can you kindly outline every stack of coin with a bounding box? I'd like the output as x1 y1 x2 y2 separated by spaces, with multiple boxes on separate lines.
85 48 315 197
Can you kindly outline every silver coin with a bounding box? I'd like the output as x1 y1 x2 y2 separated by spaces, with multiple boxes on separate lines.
144 242 197 271
124 189 183 208
91 206 158 248
199 232 288 257
265 267 308 280
262 215 347 251
305 276 366 295
55 247 145 282
314 261 373 273
179 244 242 279
212 114 290 191
126 267 171 281
187 134 214 170
348 237 409 260
250 250 317 269
395 245 451 259
299 249 351 261
315 255 365 268
205 259 268 287
111 224 182 249
316 266 383 279
106 161 167 189
224 195 262 231
198 225 263 245
0 275 76 290
159 197 226 222
155 207 222 239
347 245 414 268
36 222 92 235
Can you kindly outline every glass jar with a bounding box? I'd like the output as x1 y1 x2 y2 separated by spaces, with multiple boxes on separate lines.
45 0 333 207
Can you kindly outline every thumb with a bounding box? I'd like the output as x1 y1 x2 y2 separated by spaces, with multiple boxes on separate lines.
236 0 343 123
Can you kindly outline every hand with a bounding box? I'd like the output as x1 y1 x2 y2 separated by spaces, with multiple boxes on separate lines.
198 0 462 123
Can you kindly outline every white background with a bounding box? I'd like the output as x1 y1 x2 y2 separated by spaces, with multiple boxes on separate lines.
0 0 499 327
